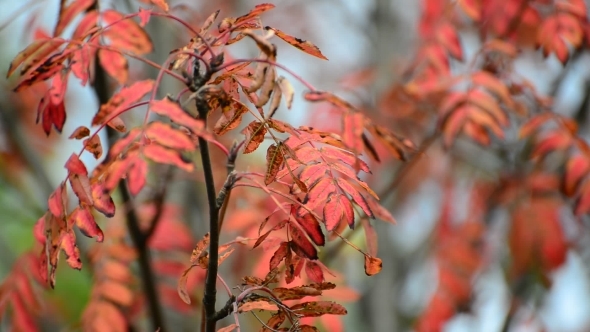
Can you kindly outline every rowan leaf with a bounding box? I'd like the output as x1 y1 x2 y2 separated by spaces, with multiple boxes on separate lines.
265 144 284 185
265 26 328 60
7 38 66 78
98 49 128 85
305 260 324 283
70 206 104 242
150 98 204 131
324 193 355 230
91 182 115 217
214 99 250 135
127 156 147 195
69 126 90 139
242 121 267 153
288 301 347 317
190 233 210 264
143 143 194 173
364 256 382 276
83 135 103 159
65 153 88 175
36 95 67 136
270 242 290 270
177 268 193 304
289 224 317 260
294 207 325 246
93 80 154 127
60 231 82 270
564 154 590 196
54 0 95 36
217 324 237 332
273 285 322 301
48 184 67 218
69 173 93 206
145 122 196 151
336 178 373 218
276 76 295 109
102 10 153 55
366 198 396 224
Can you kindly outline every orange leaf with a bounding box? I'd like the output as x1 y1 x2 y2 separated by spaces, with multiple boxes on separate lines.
54 0 95 36
92 80 154 127
69 126 90 139
143 144 194 173
83 135 103 159
69 173 93 206
269 241 290 270
266 26 328 60
238 300 278 313
336 178 373 218
127 156 147 195
102 10 153 55
98 49 128 85
70 206 104 242
60 230 82 270
145 122 196 151
91 182 115 217
150 98 204 131
323 193 354 230
564 154 590 196
7 38 66 78
364 256 382 276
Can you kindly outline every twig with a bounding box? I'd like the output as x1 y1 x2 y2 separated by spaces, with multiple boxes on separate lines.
94 57 166 332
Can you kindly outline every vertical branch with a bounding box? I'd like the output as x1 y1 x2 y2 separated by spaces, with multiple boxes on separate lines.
93 59 166 332
196 98 221 332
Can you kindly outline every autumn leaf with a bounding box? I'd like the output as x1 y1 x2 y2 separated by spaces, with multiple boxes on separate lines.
305 260 324 283
98 49 128 85
69 126 90 139
93 80 154 127
83 135 103 159
242 121 267 153
265 144 284 185
7 38 66 78
323 193 355 230
70 206 104 242
265 26 328 60
150 98 204 131
145 122 196 151
54 0 95 36
143 143 194 173
364 256 382 276
288 301 347 317
101 10 153 55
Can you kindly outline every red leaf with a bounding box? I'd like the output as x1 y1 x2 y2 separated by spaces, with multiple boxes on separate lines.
145 122 196 151
91 182 115 217
564 154 590 196
289 224 318 260
36 94 67 136
575 180 590 216
69 173 93 206
127 156 148 195
70 206 104 242
342 112 365 153
60 231 82 270
305 260 324 283
213 99 250 135
65 153 88 175
102 10 153 55
92 80 154 127
294 209 325 246
70 44 94 86
149 98 204 131
270 241 290 270
366 197 396 224
336 178 373 218
265 26 328 60
7 38 66 78
143 143 194 173
98 49 128 85
48 184 67 218
323 193 355 230
54 0 95 36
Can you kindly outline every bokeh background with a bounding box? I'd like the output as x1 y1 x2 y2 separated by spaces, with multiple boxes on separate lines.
1 0 590 331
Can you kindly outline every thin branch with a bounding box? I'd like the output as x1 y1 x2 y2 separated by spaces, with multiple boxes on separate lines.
94 59 166 332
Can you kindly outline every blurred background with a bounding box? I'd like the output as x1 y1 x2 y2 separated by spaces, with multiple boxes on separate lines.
1 0 590 331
